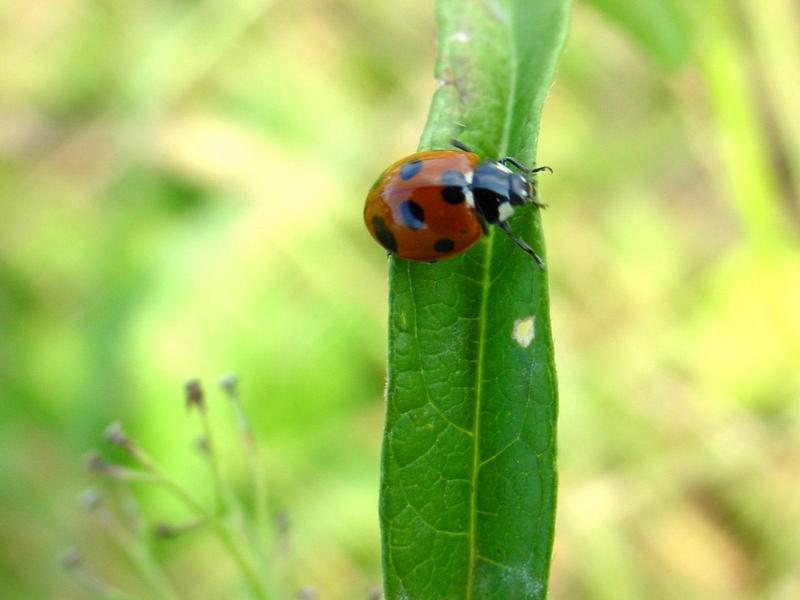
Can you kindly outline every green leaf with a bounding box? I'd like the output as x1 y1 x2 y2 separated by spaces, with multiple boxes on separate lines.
581 0 690 70
380 1 570 599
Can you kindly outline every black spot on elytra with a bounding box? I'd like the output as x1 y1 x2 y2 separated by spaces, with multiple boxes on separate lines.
371 217 397 253
400 200 425 229
399 160 423 180
434 238 455 254
441 186 465 204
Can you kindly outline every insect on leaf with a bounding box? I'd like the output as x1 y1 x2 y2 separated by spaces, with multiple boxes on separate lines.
380 1 571 598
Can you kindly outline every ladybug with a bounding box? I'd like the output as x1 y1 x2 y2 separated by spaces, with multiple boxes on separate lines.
364 140 551 267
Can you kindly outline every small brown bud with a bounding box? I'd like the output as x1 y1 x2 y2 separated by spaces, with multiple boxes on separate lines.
194 436 209 454
153 522 178 539
152 519 205 539
184 379 205 412
60 548 83 571
297 587 317 600
103 421 132 450
84 451 131 480
219 373 239 398
78 488 103 512
84 451 109 474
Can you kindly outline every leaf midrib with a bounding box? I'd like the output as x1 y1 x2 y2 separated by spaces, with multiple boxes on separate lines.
465 6 519 598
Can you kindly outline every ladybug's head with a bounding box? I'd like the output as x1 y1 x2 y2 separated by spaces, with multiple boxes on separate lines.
472 162 534 224
509 172 533 206
468 152 549 268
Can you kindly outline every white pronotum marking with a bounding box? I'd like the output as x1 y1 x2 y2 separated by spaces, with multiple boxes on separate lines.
498 201 515 222
464 171 475 208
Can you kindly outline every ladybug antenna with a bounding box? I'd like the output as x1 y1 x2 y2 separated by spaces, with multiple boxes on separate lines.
500 156 528 172
500 156 554 176
530 165 554 175
498 221 545 270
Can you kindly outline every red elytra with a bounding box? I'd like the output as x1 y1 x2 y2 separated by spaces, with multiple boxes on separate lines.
364 143 550 266
364 150 483 262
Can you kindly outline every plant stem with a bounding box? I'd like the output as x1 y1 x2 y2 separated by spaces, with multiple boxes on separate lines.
64 556 139 600
102 512 182 600
199 408 227 517
223 378 271 558
130 447 271 600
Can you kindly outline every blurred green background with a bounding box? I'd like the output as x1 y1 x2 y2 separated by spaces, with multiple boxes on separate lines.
1 0 799 598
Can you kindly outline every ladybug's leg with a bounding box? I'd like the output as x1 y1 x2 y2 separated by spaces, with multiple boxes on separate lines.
499 156 528 171
530 186 548 210
500 157 554 176
498 221 545 270
471 201 491 236
531 199 548 210
477 214 489 236
451 139 474 153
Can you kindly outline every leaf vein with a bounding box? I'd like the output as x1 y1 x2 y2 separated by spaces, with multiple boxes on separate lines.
466 4 519 597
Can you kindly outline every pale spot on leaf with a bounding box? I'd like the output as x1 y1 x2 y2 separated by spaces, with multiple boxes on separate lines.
513 316 535 348
450 31 471 43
